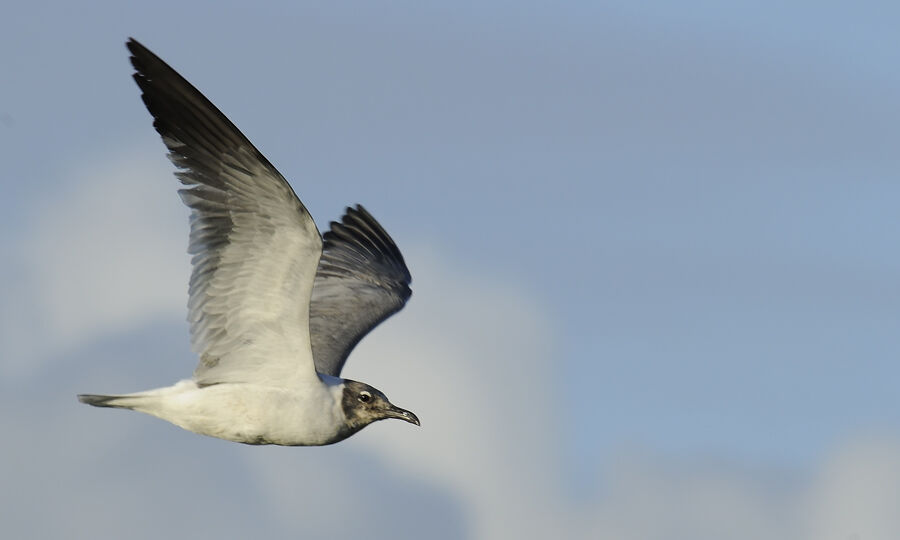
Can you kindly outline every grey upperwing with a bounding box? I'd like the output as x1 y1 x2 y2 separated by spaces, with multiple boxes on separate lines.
309 205 411 376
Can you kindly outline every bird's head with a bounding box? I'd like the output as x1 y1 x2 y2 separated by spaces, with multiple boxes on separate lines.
340 380 420 432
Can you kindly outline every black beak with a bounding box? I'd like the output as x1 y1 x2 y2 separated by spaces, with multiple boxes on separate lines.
385 404 420 426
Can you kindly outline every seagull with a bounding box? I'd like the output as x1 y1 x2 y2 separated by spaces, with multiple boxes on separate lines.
77 38 419 446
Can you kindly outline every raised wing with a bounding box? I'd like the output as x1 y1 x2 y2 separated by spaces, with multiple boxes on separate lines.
309 205 411 376
127 38 323 387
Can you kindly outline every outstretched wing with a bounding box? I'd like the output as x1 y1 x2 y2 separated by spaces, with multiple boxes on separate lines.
127 38 323 387
309 205 411 376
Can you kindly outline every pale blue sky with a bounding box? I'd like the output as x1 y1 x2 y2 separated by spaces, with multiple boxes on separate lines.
2 2 899 538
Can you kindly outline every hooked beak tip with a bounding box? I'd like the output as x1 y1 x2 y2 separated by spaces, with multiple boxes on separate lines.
389 406 420 426
403 410 421 427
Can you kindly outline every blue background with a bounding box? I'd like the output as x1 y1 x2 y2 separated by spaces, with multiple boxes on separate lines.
2 2 899 538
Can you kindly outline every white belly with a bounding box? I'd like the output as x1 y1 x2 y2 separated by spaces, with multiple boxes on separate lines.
131 379 347 446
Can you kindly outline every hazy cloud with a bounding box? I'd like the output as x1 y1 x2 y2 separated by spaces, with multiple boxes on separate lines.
2 180 898 537
3 149 186 376
4 8 900 534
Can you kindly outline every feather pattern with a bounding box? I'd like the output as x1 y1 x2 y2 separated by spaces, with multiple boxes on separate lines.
310 205 412 376
127 39 322 387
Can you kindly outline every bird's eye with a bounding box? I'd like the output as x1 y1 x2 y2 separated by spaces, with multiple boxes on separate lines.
359 392 371 403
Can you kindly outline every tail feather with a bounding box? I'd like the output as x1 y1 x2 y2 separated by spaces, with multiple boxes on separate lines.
78 381 196 416
78 394 132 409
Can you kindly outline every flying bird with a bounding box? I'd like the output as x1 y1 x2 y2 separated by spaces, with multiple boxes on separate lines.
77 38 419 446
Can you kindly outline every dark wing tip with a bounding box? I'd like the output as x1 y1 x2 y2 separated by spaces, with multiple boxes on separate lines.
126 37 160 79
123 37 279 179
322 204 412 286
125 37 143 54
125 38 195 102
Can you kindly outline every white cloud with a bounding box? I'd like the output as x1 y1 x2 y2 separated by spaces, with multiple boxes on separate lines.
803 435 900 540
583 437 900 540
4 149 899 539
237 244 567 538
3 148 188 376
288 247 900 540
335 245 569 538
583 452 803 540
